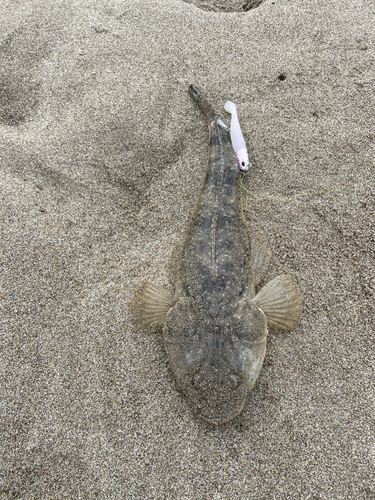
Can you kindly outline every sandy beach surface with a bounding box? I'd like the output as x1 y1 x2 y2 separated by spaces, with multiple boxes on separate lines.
1 0 374 498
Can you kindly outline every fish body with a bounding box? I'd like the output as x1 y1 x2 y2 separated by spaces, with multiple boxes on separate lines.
132 85 302 425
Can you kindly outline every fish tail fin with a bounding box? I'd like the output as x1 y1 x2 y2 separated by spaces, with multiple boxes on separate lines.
252 274 302 330
188 84 216 119
130 282 174 330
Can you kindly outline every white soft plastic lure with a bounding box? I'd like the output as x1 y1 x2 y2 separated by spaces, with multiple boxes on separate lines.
224 101 251 174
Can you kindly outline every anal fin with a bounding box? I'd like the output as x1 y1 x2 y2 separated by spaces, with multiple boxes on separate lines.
252 274 302 330
131 282 174 329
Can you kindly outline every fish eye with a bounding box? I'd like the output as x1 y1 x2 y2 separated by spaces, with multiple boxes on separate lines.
228 374 239 388
241 161 245 167
192 373 204 388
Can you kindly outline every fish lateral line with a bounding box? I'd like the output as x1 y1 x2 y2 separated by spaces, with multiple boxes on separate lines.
210 215 217 282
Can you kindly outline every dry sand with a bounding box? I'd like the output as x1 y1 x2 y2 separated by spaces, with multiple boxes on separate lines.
0 0 374 498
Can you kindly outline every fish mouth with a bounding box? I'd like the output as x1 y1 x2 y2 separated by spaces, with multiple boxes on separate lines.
193 399 247 426
185 377 248 426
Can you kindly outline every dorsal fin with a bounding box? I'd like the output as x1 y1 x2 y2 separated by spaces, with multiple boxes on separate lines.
250 231 272 286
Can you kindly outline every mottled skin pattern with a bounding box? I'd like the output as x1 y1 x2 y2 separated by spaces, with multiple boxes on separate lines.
163 86 267 425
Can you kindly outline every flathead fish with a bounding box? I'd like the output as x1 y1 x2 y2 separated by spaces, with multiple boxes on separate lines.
132 85 302 425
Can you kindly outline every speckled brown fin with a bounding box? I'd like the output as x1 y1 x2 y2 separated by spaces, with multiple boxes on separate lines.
252 274 302 330
250 231 271 286
131 282 173 329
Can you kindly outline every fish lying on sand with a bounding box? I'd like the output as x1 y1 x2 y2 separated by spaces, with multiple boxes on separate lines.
132 85 302 425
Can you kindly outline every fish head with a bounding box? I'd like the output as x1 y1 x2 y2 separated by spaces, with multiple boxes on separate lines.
164 299 267 425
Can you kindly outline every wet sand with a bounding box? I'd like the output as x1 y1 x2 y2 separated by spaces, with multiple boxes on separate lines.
0 0 374 498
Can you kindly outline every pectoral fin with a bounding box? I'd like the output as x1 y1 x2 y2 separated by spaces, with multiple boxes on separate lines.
252 274 302 330
131 282 174 329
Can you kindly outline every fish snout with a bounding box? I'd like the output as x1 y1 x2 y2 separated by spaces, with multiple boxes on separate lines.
187 366 248 425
